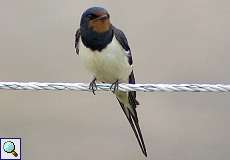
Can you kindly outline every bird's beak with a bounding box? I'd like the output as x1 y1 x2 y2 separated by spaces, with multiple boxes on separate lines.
95 14 109 20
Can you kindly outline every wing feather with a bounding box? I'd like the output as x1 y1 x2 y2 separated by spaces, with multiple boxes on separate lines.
75 28 81 55
112 26 133 65
113 26 146 156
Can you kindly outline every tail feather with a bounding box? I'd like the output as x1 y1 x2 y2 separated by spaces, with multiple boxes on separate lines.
117 98 147 157
128 92 140 106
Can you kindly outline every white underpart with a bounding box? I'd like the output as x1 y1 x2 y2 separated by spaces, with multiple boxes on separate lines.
79 36 133 110
79 37 132 83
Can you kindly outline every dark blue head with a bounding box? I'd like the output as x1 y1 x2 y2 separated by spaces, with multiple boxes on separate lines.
80 7 111 33
80 7 113 51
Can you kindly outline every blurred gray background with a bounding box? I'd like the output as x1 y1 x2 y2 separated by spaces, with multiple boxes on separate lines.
0 0 230 159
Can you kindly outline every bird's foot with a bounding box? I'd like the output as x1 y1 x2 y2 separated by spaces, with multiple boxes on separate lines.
110 80 119 93
89 78 97 95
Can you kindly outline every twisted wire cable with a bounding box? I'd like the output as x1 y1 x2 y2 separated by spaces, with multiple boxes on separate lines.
0 82 229 92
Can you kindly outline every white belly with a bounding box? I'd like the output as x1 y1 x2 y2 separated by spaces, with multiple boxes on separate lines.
79 37 132 83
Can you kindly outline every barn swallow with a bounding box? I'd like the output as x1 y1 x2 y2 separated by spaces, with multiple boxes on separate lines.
75 7 147 157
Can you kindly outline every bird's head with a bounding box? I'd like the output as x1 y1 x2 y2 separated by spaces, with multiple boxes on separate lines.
80 7 111 33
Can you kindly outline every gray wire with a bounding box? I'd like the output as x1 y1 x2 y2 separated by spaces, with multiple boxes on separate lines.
0 82 230 92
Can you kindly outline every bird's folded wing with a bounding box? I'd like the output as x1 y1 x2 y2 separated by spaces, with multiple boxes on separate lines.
75 28 81 55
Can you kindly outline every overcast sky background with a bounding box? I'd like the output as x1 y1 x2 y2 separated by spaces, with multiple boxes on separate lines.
0 0 230 159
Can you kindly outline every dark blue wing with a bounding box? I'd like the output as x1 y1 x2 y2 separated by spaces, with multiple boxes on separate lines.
113 26 146 155
75 28 81 55
112 26 133 65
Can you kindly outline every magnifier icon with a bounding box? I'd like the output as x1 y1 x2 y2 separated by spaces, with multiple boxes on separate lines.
3 141 18 157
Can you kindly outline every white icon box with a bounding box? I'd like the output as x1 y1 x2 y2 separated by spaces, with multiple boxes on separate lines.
0 138 21 160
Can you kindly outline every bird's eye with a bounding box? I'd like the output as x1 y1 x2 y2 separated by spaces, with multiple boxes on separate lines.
87 14 92 19
87 14 96 20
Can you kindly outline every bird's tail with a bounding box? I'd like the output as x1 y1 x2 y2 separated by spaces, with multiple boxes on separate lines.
116 91 147 157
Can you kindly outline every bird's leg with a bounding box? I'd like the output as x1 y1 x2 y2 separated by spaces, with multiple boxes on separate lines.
89 77 97 95
110 80 119 93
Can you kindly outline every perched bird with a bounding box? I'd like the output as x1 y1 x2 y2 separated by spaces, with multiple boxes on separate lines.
75 7 147 157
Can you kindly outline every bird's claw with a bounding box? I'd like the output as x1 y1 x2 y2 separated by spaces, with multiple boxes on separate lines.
110 80 119 93
89 78 97 95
